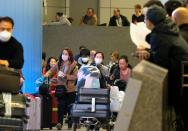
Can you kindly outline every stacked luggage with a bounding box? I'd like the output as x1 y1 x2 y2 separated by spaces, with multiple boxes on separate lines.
0 66 28 130
71 88 111 131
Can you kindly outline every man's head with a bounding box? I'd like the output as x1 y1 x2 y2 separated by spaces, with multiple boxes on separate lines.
143 0 164 15
165 0 183 17
172 7 188 26
145 5 167 30
113 8 121 17
0 16 14 42
144 0 164 8
134 4 142 15
86 8 95 17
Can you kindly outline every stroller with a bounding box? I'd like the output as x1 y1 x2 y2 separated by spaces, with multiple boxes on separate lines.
71 65 112 131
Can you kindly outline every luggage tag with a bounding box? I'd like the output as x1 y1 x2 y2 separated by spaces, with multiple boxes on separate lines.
2 93 12 116
91 98 96 112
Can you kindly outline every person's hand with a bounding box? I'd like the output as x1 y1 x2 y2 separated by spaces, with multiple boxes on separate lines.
35 76 46 87
135 48 150 60
58 71 67 78
0 60 9 67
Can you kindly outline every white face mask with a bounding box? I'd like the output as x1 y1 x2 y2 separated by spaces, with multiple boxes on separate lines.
82 57 89 63
95 58 102 65
62 54 69 61
0 30 12 42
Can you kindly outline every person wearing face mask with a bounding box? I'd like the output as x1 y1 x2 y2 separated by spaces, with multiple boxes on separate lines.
0 16 24 69
93 52 109 88
77 48 92 69
44 48 78 130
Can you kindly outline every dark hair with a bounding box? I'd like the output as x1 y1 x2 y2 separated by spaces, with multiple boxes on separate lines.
45 57 57 72
165 0 183 16
119 55 132 68
79 45 86 50
119 55 128 63
0 16 14 27
144 0 164 8
80 48 90 57
68 17 74 23
42 52 46 60
58 48 74 70
135 4 142 9
95 52 105 60
56 12 63 17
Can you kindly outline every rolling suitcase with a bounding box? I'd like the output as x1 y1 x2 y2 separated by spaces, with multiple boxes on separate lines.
51 90 58 126
0 116 23 131
71 103 110 119
78 88 110 104
25 94 41 131
0 66 20 93
41 95 52 129
0 93 27 118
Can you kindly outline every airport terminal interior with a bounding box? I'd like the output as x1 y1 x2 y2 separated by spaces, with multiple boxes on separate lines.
0 0 188 131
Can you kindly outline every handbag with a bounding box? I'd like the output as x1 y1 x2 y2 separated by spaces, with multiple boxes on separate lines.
55 85 67 98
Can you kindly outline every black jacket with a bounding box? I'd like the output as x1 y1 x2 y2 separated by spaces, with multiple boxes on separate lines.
0 37 24 69
147 19 188 108
179 23 188 43
147 19 188 69
109 15 130 26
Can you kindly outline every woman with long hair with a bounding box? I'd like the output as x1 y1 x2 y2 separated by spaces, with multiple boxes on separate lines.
44 48 78 130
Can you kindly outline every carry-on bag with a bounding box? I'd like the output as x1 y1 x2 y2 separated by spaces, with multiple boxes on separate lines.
51 90 58 126
71 103 110 118
78 88 110 104
25 94 41 131
0 116 24 131
41 95 52 129
0 93 27 118
0 66 20 93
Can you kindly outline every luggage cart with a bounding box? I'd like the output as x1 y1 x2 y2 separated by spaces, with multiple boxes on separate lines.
71 88 112 131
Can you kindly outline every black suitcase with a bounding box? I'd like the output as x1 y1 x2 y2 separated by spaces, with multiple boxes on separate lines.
71 103 110 118
0 66 20 93
41 95 52 129
0 93 27 118
0 116 24 131
78 88 110 104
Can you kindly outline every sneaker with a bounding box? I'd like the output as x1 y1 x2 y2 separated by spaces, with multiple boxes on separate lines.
56 123 62 130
